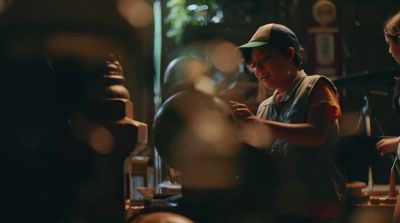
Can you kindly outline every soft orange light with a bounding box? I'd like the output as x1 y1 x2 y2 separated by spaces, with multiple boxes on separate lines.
46 33 122 61
89 126 114 154
117 0 153 28
208 40 242 74
238 121 273 148
194 76 216 95
193 110 225 142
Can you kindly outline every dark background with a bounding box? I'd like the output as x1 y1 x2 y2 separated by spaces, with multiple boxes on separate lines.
0 1 400 222
0 0 399 137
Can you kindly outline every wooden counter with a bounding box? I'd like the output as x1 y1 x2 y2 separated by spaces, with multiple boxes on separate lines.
349 185 397 223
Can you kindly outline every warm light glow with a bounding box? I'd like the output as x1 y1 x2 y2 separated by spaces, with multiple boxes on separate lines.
0 0 11 15
191 109 238 155
349 208 388 223
117 0 153 28
208 40 242 73
194 76 216 95
130 212 194 223
179 58 216 94
163 56 210 93
89 126 114 154
46 33 122 61
70 115 115 154
239 121 274 148
192 110 226 142
170 127 239 189
185 59 209 82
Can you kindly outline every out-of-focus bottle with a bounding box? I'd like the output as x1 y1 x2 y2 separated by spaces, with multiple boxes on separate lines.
124 123 156 215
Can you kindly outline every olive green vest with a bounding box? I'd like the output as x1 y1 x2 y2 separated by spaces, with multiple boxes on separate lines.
257 70 346 214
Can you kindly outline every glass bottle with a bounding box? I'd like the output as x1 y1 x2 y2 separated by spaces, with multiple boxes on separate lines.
124 123 156 214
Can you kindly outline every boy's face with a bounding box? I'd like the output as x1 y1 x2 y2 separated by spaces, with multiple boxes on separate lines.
248 46 292 90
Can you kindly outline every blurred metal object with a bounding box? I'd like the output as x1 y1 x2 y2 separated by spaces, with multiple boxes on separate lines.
154 90 237 169
162 52 242 102
153 90 240 189
163 56 210 100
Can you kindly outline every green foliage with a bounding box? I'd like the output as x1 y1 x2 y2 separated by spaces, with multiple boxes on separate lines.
165 0 218 43
165 0 190 43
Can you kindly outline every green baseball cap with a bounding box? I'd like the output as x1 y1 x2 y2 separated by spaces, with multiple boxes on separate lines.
239 23 300 63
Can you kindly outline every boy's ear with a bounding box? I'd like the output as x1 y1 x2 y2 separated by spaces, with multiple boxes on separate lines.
287 47 295 59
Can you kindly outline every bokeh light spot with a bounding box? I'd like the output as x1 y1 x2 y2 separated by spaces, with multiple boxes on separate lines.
192 110 225 142
194 76 216 95
209 40 242 73
89 126 114 154
117 0 153 28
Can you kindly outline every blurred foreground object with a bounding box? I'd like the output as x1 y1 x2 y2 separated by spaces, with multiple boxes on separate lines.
152 89 277 222
154 90 239 187
130 211 194 223
0 56 147 223
162 56 213 101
